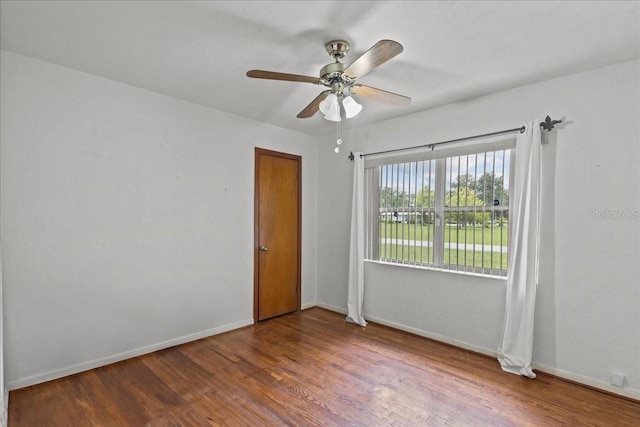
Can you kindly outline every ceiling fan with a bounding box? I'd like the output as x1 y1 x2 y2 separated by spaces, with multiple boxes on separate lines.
246 40 411 122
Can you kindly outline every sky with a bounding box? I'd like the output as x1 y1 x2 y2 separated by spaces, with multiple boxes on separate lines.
379 148 511 201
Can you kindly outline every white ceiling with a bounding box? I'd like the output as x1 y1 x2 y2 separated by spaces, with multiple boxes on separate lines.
1 1 639 137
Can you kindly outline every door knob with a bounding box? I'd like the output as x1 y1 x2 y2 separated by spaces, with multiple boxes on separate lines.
259 246 268 252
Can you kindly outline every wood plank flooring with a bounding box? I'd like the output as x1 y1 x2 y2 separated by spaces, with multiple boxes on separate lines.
9 307 640 426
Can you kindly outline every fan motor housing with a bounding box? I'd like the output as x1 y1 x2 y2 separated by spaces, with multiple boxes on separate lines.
319 61 345 80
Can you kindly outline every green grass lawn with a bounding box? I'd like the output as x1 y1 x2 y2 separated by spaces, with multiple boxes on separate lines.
380 244 508 272
378 223 508 273
379 223 508 246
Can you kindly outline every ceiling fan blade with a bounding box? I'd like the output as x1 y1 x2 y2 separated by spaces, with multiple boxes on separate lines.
297 91 331 118
351 84 411 106
343 40 403 79
247 70 321 84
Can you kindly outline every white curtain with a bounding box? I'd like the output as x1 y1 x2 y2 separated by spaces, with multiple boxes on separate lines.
497 120 542 378
345 152 367 326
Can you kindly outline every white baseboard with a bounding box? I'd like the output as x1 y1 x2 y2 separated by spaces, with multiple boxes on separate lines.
315 302 347 315
317 304 495 357
363 314 497 358
7 318 254 391
318 305 640 401
301 301 318 310
532 362 640 401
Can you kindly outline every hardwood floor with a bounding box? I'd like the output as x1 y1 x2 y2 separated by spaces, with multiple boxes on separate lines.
9 307 640 426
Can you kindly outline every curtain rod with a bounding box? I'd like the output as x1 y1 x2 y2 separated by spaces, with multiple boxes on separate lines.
348 115 562 161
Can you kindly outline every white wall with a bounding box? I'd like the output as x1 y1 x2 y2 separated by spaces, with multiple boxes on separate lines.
0 143 5 425
1 47 638 401
317 59 640 398
0 50 318 389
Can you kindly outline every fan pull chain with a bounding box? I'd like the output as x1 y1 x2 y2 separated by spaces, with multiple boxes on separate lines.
334 120 342 153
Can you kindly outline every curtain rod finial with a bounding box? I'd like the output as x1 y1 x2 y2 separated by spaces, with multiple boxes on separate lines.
348 152 355 161
541 115 562 132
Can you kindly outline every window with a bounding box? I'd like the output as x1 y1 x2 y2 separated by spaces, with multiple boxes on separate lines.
364 141 513 277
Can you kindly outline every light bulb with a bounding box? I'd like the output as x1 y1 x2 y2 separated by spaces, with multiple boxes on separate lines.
337 138 342 145
334 146 341 153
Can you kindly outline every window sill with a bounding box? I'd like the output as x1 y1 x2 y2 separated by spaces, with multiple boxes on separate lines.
364 259 508 281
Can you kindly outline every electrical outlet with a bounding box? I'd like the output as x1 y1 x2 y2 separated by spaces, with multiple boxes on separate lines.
610 372 625 388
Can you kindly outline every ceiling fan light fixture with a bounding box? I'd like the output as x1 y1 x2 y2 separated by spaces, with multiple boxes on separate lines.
324 107 341 122
319 93 339 115
342 95 362 119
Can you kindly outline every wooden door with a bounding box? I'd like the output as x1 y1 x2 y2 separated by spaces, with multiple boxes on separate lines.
254 148 301 321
